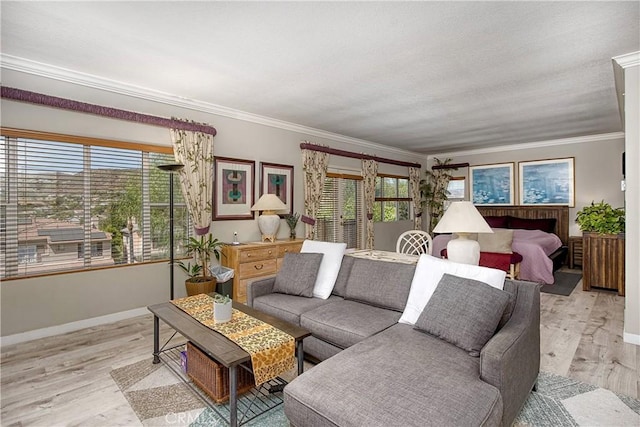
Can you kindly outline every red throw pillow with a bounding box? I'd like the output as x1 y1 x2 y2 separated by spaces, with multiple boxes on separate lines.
508 216 556 233
483 216 509 228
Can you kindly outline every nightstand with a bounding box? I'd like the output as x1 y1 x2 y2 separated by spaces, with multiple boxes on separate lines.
568 236 583 269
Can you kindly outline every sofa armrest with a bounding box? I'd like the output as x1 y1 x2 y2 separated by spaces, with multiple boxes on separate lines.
246 277 276 307
480 280 540 426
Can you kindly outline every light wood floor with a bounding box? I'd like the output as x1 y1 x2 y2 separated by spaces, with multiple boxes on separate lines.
1 272 638 426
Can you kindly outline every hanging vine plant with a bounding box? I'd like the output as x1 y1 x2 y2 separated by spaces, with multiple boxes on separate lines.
421 158 456 233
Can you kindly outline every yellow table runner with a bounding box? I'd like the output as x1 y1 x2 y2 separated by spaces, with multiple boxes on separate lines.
171 293 296 386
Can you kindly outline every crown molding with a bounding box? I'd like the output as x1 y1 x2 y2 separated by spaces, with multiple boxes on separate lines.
427 132 625 160
0 54 422 160
613 51 640 69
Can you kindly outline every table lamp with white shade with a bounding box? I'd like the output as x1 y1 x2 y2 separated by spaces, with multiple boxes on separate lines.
251 194 288 242
433 201 493 265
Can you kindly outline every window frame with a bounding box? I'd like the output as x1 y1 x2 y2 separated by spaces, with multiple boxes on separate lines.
1 127 186 281
374 173 411 223
316 171 364 249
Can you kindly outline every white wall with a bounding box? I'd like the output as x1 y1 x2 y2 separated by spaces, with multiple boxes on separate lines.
429 129 638 344
428 135 625 237
0 69 424 337
621 61 639 343
4 64 636 343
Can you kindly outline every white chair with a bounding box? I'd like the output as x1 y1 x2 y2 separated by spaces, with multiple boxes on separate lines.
396 230 433 255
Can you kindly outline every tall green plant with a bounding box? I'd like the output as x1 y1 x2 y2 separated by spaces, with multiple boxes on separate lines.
575 201 625 235
182 234 224 279
420 158 456 233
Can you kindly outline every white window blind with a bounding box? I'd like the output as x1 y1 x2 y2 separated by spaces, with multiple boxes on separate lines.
316 175 363 249
0 133 190 279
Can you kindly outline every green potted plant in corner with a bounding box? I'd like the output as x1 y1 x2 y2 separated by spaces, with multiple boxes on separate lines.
575 200 625 235
420 158 457 233
177 234 224 296
575 200 626 295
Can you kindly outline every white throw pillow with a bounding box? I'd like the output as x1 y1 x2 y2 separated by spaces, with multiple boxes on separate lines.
301 240 347 299
399 254 507 325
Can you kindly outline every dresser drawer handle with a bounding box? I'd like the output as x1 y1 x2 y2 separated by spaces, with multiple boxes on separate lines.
254 264 264 270
247 253 251 257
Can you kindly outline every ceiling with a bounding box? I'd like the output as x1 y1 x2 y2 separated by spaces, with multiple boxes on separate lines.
1 2 638 155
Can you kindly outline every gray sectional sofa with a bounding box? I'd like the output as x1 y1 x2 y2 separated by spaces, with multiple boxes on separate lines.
247 255 540 427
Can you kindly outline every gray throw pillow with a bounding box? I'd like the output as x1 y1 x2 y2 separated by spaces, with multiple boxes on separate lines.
273 252 323 297
414 273 510 356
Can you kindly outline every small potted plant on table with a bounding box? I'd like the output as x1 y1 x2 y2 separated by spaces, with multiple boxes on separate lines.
213 293 233 323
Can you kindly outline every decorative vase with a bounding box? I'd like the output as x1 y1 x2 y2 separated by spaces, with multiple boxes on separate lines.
289 229 296 239
214 300 233 323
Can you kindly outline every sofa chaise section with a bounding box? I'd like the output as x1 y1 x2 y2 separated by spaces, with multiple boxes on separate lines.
284 323 503 427
284 279 540 427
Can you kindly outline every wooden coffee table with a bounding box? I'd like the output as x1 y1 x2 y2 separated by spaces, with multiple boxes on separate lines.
148 299 310 427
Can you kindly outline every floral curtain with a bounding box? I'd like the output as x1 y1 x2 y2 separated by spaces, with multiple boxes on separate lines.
409 167 422 230
171 125 214 236
361 159 378 249
302 146 329 239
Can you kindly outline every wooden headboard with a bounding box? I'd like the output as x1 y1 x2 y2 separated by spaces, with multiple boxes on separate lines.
476 206 570 246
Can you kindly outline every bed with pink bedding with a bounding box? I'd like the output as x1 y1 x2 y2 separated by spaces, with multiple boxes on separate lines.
432 229 563 284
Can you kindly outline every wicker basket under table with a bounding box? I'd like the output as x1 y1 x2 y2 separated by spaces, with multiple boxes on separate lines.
186 341 255 403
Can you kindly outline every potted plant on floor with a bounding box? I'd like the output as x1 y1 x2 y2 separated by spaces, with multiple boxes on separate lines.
420 158 458 233
575 200 625 295
177 234 224 296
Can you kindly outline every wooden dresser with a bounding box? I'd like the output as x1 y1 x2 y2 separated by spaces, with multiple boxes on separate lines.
221 239 304 303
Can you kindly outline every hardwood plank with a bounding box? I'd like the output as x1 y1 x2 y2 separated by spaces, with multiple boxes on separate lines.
567 291 638 398
1 280 638 425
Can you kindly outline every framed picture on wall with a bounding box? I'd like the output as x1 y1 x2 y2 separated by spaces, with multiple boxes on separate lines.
519 157 574 206
213 157 255 220
260 162 294 216
469 163 515 205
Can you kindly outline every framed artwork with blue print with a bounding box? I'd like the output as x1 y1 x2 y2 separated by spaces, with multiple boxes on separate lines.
260 162 294 216
470 163 515 206
519 158 574 206
213 156 255 220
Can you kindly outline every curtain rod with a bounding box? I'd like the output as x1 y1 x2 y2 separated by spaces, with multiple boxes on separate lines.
300 142 421 169
1 86 217 136
432 162 469 170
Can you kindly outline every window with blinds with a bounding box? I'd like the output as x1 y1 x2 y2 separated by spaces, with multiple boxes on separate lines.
373 175 411 222
0 131 190 279
316 174 363 249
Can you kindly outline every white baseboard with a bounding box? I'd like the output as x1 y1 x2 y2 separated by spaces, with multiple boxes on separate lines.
0 307 150 347
623 332 640 346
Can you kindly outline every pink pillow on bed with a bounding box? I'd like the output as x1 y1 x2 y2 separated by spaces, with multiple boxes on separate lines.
508 216 556 233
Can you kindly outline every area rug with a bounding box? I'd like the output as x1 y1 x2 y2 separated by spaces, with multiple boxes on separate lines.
111 361 640 426
110 358 288 426
540 271 582 296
